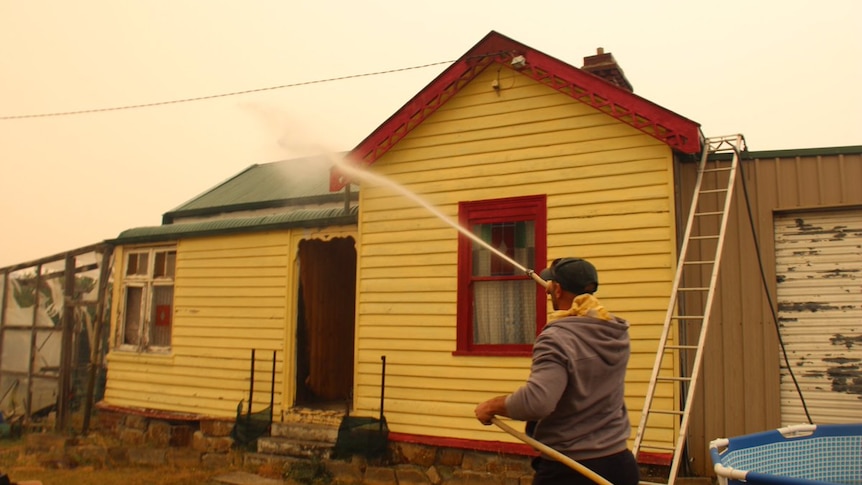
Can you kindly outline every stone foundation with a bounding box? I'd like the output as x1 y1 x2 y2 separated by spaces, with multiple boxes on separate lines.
70 408 241 469
21 408 674 484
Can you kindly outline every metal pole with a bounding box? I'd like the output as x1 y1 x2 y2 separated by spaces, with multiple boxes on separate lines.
379 355 386 432
247 349 255 416
269 350 276 420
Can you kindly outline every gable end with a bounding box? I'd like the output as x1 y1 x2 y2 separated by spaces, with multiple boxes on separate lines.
332 31 701 190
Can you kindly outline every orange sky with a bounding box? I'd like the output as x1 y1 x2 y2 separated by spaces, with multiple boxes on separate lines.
1 1 860 267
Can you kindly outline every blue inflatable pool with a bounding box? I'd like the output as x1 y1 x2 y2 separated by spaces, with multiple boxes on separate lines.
710 424 862 485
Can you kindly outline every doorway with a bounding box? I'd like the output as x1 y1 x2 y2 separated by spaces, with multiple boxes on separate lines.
294 237 356 407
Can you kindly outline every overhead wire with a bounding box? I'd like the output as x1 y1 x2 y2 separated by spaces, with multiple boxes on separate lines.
0 59 456 121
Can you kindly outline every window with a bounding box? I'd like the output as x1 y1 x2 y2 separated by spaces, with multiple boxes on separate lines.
456 195 547 355
118 247 176 351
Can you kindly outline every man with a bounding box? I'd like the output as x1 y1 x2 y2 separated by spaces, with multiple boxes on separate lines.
475 257 640 485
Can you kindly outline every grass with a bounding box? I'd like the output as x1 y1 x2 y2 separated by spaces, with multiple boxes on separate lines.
0 437 245 485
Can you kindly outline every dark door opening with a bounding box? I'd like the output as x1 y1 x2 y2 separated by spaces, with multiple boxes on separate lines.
295 237 356 407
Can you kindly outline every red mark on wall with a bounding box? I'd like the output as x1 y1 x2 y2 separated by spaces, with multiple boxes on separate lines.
155 305 172 326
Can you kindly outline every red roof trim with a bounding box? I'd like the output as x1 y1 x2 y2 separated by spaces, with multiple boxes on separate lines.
331 31 701 190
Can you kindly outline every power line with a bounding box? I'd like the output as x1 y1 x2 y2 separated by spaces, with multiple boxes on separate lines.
0 60 454 121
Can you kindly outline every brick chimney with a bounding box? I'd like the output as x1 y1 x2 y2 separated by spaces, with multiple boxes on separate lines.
581 47 633 92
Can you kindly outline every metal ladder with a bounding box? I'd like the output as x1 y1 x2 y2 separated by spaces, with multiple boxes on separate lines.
633 134 746 485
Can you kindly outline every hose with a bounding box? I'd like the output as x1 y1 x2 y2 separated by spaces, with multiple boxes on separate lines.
492 418 613 485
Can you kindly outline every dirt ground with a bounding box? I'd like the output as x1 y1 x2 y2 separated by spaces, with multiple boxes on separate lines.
0 438 244 485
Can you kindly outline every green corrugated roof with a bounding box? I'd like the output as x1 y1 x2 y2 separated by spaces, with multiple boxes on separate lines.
112 205 358 244
166 155 349 215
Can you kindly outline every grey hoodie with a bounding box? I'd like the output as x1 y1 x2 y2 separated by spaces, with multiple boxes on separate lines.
505 314 632 461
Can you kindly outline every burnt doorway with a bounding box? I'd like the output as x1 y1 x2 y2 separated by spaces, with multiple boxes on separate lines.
295 237 356 407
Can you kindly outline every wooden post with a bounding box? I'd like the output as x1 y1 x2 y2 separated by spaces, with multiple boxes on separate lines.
0 271 9 384
56 254 76 432
82 246 112 434
26 264 44 423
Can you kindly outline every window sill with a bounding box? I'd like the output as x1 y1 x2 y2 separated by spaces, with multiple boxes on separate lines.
107 348 174 364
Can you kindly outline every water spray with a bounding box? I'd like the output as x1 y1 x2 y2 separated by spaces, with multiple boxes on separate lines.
317 154 621 479
330 154 548 288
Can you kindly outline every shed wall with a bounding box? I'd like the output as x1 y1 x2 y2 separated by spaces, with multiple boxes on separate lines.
679 149 862 475
353 66 680 448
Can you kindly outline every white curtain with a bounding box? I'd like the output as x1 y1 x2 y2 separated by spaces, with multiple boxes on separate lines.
473 246 536 345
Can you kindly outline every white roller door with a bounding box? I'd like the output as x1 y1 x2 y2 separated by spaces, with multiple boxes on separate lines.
774 208 862 425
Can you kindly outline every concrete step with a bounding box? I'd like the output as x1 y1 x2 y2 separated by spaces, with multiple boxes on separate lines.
209 471 284 485
270 421 339 443
256 435 334 460
262 419 341 460
243 451 304 469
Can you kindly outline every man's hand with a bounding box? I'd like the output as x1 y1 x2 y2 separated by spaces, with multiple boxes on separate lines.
474 395 509 425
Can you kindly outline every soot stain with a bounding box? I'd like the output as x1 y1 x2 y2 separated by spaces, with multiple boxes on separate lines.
823 268 860 279
824 357 862 365
778 302 839 312
826 365 862 395
794 219 821 232
792 250 821 256
831 334 862 349
791 220 856 238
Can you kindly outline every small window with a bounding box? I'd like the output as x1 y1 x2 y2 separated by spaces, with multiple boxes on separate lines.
125 252 148 277
456 195 547 355
123 287 143 346
118 247 176 352
153 251 176 278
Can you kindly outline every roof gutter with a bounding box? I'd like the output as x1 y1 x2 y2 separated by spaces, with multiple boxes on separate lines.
110 206 359 246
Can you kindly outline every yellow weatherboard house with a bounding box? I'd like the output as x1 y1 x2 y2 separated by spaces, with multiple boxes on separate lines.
102 29 700 468
99 30 862 479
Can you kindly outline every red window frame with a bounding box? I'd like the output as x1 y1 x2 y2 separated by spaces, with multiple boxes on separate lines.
455 195 547 356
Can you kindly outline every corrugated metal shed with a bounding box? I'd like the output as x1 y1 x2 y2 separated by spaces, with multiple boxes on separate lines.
679 145 862 476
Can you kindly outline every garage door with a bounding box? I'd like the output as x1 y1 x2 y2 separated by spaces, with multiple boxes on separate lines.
774 208 862 425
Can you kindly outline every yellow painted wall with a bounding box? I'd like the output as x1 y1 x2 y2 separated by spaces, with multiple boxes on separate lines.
105 226 356 418
352 66 678 448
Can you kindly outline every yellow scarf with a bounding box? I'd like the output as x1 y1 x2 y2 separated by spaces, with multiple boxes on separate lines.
548 294 612 323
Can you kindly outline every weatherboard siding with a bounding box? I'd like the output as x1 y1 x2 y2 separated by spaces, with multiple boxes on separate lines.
353 67 678 446
105 231 291 418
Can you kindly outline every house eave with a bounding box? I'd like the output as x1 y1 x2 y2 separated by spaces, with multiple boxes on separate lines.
162 192 358 224
111 206 359 246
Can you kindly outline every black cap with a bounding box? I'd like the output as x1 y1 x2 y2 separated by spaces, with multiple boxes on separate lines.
540 257 599 295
